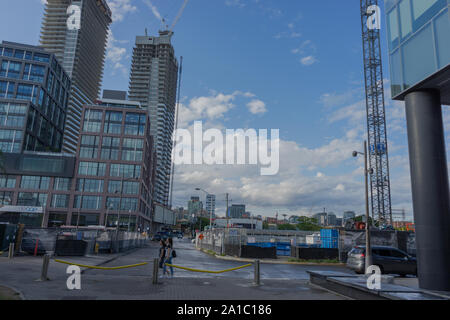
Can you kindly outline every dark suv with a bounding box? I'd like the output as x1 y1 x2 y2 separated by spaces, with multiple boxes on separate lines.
346 246 417 277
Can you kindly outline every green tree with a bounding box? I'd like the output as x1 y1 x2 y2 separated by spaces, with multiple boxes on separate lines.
277 224 297 231
296 222 322 231
193 217 210 231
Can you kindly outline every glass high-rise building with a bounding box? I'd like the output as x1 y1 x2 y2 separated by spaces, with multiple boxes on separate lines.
40 0 112 154
206 194 216 218
128 31 179 206
0 41 71 153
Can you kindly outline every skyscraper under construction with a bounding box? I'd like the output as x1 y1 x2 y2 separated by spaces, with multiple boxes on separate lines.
40 0 112 154
128 31 179 207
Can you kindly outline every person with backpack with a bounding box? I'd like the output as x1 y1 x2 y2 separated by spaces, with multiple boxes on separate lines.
163 237 175 278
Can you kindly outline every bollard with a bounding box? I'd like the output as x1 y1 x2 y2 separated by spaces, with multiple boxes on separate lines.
40 254 50 281
8 243 14 259
152 258 159 285
254 259 260 286
34 239 39 256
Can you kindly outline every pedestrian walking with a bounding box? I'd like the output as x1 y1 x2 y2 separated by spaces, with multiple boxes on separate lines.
163 237 175 278
159 239 166 269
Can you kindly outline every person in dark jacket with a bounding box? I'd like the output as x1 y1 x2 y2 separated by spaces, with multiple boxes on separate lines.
159 239 166 269
163 237 174 278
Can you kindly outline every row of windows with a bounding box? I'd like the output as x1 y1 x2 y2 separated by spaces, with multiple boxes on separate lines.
387 0 447 51
83 110 147 136
80 135 145 161
78 161 142 179
0 80 39 104
0 47 49 63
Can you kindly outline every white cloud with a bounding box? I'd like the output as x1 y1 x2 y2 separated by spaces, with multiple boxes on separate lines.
106 30 129 77
300 55 318 66
247 99 267 115
109 0 137 22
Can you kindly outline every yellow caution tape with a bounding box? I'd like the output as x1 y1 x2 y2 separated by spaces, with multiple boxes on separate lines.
164 263 252 274
54 259 148 270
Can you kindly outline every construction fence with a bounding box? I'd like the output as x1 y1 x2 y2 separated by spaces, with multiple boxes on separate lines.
196 228 416 261
20 227 149 256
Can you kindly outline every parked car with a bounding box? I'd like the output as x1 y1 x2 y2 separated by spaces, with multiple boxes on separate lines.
346 246 417 277
151 234 162 242
174 231 183 239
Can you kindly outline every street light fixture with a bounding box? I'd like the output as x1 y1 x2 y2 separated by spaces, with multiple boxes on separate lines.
195 187 213 231
353 140 373 274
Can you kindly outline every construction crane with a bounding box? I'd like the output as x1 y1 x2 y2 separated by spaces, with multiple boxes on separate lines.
360 0 393 226
168 0 189 209
169 0 189 34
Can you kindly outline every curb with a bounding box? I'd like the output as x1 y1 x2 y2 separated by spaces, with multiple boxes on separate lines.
198 248 345 266
0 284 25 300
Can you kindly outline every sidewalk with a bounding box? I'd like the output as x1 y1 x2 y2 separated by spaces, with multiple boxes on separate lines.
0 247 143 299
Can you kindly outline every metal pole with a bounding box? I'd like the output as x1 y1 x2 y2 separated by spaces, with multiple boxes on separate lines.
40 254 50 281
76 184 83 229
152 258 159 285
226 193 229 229
404 90 450 291
115 177 124 253
364 141 372 273
8 243 14 259
254 259 260 286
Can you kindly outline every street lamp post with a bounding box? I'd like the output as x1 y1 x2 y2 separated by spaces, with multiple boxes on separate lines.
353 141 373 274
76 181 84 230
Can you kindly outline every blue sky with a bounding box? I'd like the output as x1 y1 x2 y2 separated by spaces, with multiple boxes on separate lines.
2 0 449 220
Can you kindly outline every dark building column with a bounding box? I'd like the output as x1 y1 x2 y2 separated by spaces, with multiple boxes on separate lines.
404 89 450 292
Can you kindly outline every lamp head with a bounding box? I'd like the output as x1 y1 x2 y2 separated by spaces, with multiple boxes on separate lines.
352 151 358 158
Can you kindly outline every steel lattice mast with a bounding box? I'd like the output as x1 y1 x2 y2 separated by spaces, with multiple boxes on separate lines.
360 0 393 225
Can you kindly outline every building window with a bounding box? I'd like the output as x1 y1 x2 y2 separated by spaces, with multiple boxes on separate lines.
33 53 50 63
78 161 106 176
76 178 104 193
53 177 71 191
0 129 22 153
83 109 103 133
0 191 13 205
0 81 16 99
108 180 139 195
121 138 144 162
17 192 47 207
50 194 69 208
104 111 122 135
73 195 102 210
110 164 141 179
124 113 146 136
80 135 100 159
70 213 99 227
0 61 21 79
20 176 50 190
16 84 34 100
0 175 16 188
106 197 138 211
100 136 120 160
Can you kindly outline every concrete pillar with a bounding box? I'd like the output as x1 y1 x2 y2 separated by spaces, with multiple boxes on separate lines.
405 90 450 291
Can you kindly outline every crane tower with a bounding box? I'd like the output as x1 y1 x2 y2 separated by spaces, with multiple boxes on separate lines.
360 0 393 225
